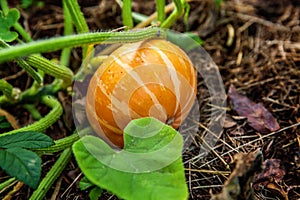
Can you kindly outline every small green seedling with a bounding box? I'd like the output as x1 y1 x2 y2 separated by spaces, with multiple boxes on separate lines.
0 8 19 42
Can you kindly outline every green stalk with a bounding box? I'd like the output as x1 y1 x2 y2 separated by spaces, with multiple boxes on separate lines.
0 79 20 101
0 78 64 106
0 178 16 193
16 58 43 84
23 104 42 120
34 127 91 154
0 27 166 64
131 12 149 23
161 0 185 28
25 55 73 84
156 0 166 24
0 40 43 84
60 0 73 67
0 79 13 98
122 0 133 28
64 0 89 33
13 23 32 42
34 133 79 154
183 2 190 29
0 95 62 136
0 83 32 105
0 0 9 15
29 148 72 200
64 0 89 57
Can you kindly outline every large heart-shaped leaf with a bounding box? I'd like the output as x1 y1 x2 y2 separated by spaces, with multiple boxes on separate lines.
0 131 54 149
0 147 41 189
73 117 188 200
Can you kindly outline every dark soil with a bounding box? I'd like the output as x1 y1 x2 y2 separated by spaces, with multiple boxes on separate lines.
0 0 299 199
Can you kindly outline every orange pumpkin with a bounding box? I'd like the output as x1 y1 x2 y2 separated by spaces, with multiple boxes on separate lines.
86 39 197 147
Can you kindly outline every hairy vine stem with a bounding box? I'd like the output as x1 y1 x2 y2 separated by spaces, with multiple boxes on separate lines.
25 55 73 84
29 148 72 200
34 127 91 155
0 28 166 64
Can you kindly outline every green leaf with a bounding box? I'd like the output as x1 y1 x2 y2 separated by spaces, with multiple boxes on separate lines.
0 148 41 189
167 31 203 51
89 187 103 200
79 176 103 200
183 2 190 30
20 0 34 9
73 117 188 200
0 9 20 42
79 176 94 191
184 32 204 45
0 131 54 149
215 0 223 7
0 116 12 129
0 121 11 129
0 116 6 122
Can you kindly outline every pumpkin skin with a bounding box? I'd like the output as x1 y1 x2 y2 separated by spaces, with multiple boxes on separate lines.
86 39 197 147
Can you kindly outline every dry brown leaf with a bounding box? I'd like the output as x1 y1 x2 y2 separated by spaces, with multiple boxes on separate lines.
230 128 245 136
231 115 247 120
210 149 263 200
224 115 237 128
228 85 280 133
266 182 289 200
254 158 286 183
253 158 288 200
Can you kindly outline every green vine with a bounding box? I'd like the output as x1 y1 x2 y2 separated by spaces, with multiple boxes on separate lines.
25 55 73 84
0 28 166 64
0 79 13 98
0 95 62 136
34 127 91 155
122 0 133 28
0 40 43 84
60 0 73 67
29 148 72 200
